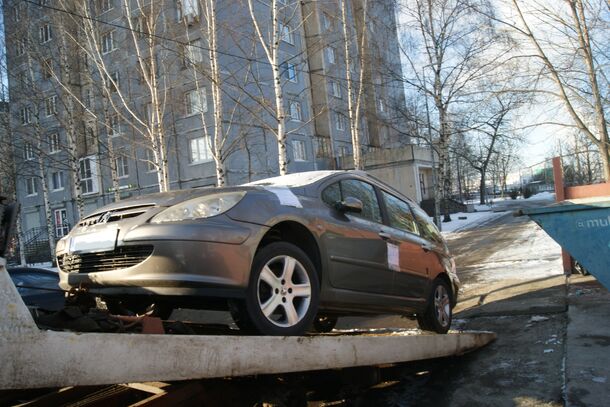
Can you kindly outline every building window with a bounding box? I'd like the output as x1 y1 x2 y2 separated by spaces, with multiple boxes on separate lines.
41 58 53 79
12 5 21 22
45 95 57 116
185 89 207 116
26 177 38 196
101 31 116 54
338 145 350 157
330 81 341 98
334 111 346 131
107 114 120 137
51 171 64 191
16 38 26 56
184 39 204 65
189 137 212 163
379 126 389 145
145 149 156 172
178 0 200 21
292 140 307 162
100 0 113 12
24 143 35 160
279 22 293 44
84 88 94 109
115 155 129 178
20 107 33 125
281 62 297 82
54 209 70 238
325 47 336 64
378 98 385 113
108 71 120 92
79 156 99 194
39 24 52 44
289 100 302 121
49 133 60 153
322 13 333 30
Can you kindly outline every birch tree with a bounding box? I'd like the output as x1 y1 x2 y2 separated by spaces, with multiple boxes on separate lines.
246 0 290 175
459 94 523 204
398 0 502 221
339 0 369 170
494 0 610 180
75 0 173 192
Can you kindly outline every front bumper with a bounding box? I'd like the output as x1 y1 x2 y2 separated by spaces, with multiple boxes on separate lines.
57 217 267 298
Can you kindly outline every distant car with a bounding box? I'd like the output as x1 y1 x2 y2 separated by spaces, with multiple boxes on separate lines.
56 171 459 335
8 267 64 311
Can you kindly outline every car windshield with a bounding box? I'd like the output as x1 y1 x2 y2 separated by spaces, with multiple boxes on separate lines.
244 171 338 188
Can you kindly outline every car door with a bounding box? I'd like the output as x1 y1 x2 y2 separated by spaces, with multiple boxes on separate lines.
379 190 430 300
320 178 393 295
409 204 448 288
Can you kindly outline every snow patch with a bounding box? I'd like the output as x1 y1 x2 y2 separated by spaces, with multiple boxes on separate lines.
526 191 556 201
244 171 339 187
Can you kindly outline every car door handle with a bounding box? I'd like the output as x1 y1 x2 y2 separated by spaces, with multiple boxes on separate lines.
379 232 392 240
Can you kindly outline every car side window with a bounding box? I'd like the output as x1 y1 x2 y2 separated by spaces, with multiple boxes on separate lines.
381 191 418 234
340 180 382 223
410 204 443 243
321 182 342 207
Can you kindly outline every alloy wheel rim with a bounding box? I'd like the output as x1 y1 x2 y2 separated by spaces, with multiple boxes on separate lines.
434 285 451 328
257 255 312 328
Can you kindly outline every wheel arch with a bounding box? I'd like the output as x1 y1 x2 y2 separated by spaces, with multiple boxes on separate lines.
434 272 457 307
255 220 323 284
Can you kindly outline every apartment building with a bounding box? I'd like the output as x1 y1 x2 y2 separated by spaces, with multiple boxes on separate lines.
3 0 410 258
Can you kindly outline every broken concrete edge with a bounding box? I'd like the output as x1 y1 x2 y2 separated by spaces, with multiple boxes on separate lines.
0 258 496 390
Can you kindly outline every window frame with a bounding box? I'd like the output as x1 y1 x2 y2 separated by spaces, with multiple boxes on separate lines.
288 100 302 122
115 155 129 178
39 24 52 44
189 136 212 164
49 132 60 153
25 177 38 196
50 170 64 191
45 95 57 117
101 31 116 54
184 88 208 116
79 156 99 195
292 139 307 162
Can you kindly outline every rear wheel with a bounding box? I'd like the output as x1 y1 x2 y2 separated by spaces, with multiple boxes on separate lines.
417 279 453 334
232 242 319 336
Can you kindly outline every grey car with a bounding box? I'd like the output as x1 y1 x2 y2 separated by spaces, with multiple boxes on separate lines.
56 171 459 335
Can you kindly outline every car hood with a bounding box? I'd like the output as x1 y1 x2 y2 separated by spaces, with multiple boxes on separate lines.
82 186 258 220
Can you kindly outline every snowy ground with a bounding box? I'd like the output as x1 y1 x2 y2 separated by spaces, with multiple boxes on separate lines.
438 192 556 234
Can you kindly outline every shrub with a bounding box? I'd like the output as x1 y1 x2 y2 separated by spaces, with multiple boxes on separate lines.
509 189 519 200
523 187 533 199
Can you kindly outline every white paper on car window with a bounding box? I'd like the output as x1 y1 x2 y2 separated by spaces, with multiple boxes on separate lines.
387 242 400 271
265 187 303 208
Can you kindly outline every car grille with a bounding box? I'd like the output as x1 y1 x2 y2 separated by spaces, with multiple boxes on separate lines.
78 204 155 227
59 246 154 274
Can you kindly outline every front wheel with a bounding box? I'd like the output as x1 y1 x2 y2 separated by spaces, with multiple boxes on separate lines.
417 278 453 334
236 242 320 336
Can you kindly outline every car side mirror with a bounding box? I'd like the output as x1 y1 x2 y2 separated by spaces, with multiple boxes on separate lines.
335 197 363 214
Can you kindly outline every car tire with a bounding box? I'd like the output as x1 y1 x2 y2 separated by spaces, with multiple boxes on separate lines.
417 278 453 334
240 242 320 336
311 315 338 333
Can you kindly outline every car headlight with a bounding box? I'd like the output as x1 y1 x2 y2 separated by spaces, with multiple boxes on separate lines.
150 191 246 223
